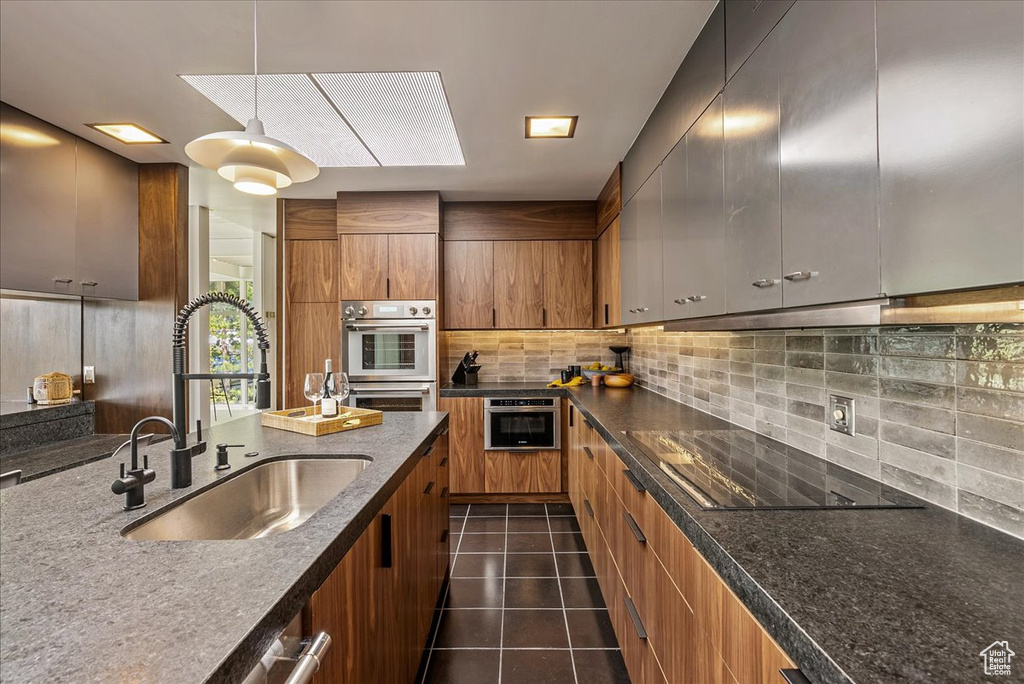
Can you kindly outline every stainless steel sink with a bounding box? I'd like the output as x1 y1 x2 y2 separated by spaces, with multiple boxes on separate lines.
123 458 368 541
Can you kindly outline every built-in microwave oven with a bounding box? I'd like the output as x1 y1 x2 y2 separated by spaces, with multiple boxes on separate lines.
484 398 561 451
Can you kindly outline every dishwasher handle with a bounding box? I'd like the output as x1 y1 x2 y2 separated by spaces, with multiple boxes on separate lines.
283 632 332 684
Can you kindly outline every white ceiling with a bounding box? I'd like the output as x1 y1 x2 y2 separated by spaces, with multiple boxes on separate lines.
0 0 715 211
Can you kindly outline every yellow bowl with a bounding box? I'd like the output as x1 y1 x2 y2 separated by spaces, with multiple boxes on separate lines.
603 373 635 388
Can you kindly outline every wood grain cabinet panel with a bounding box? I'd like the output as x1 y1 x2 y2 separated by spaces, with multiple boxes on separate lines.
337 191 441 235
484 450 560 493
444 201 597 241
438 397 485 493
595 217 621 327
388 233 437 300
444 241 494 329
287 240 337 303
338 234 388 300
493 241 544 328
597 164 622 234
283 199 337 239
543 241 593 329
285 303 339 409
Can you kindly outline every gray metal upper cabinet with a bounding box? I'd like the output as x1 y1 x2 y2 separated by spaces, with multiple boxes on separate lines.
724 30 782 313
663 96 726 319
725 0 795 82
634 166 664 324
619 196 640 326
622 3 725 204
778 0 880 308
877 0 1024 296
0 102 78 295
76 139 139 301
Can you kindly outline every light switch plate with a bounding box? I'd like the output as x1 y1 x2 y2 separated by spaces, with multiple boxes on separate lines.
829 395 855 436
83 366 96 384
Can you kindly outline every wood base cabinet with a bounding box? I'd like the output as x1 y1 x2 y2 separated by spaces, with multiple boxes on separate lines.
567 408 796 684
306 429 449 684
484 450 560 493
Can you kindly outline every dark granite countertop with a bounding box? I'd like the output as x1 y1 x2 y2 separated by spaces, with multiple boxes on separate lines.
563 385 1024 684
441 381 564 397
0 411 447 684
0 399 93 425
0 433 174 482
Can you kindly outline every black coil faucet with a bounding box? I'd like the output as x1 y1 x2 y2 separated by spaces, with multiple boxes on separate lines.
170 292 271 488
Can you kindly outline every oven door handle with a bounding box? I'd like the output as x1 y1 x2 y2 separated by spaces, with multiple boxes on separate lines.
345 323 430 332
350 385 432 395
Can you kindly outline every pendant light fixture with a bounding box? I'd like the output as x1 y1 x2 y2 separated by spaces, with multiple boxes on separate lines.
185 0 318 195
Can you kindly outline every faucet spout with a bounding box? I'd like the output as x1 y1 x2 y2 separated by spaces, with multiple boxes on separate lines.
170 292 272 488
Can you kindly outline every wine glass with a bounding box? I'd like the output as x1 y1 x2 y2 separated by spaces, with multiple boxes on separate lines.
335 372 350 404
304 372 324 416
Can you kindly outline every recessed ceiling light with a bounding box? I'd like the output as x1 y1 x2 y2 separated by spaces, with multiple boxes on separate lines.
525 116 578 139
87 123 167 144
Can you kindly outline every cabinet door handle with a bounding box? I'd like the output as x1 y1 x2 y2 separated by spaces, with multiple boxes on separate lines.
424 444 435 457
623 597 648 640
582 446 595 460
604 303 609 326
424 481 435 495
386 277 390 298
624 512 647 543
623 469 646 493
381 513 393 568
542 307 547 327
752 278 779 288
80 281 98 287
440 427 450 436
687 294 706 302
53 278 73 284
783 270 819 281
637 307 649 312
584 498 594 518
439 456 449 467
440 486 449 499
673 298 689 305
440 529 449 544
492 308 496 328
569 404 574 427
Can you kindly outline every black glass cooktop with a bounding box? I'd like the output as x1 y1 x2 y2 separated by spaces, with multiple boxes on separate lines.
622 429 922 511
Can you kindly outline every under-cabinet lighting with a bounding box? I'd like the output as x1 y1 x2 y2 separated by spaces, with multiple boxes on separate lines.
525 116 578 139
87 123 167 144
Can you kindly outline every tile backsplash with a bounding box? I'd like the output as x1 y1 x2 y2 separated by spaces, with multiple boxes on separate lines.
447 324 1023 539
444 330 627 382
629 324 1024 539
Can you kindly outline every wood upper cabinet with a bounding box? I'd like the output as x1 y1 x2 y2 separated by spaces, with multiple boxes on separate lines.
338 233 388 300
595 218 621 328
438 396 485 493
338 233 438 301
877 0 1024 296
389 233 437 300
493 240 545 328
543 241 593 329
285 302 339 408
287 240 337 303
444 241 494 329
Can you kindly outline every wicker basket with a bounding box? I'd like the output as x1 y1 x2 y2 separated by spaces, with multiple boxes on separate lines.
261 405 383 436
33 372 74 405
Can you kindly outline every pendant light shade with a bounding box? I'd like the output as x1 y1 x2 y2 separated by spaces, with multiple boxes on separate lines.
184 2 319 195
185 118 318 195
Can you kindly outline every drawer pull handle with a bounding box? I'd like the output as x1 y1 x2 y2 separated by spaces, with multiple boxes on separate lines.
780 670 812 684
440 529 449 544
623 597 648 640
569 404 574 427
423 444 435 457
624 512 647 543
80 281 98 287
53 277 73 284
381 514 393 568
673 298 688 305
622 469 646 493
783 270 819 281
440 486 449 499
424 481 435 495
440 427 450 436
752 278 779 288
584 499 594 518
582 446 595 460
439 456 449 467
687 294 706 302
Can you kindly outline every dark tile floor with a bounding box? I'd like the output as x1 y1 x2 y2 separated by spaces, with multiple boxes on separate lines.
421 503 631 684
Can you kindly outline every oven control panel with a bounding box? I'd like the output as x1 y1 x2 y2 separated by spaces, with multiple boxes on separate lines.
342 300 435 320
486 398 556 408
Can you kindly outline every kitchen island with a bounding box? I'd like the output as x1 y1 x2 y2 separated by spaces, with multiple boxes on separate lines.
0 410 448 683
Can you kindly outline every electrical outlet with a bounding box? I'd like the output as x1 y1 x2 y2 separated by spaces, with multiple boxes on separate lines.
829 395 855 436
83 366 96 384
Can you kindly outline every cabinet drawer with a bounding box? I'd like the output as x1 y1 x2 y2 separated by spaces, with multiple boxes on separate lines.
483 450 560 493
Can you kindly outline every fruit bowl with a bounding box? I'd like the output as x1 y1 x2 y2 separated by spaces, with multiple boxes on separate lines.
581 367 621 380
603 373 635 388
